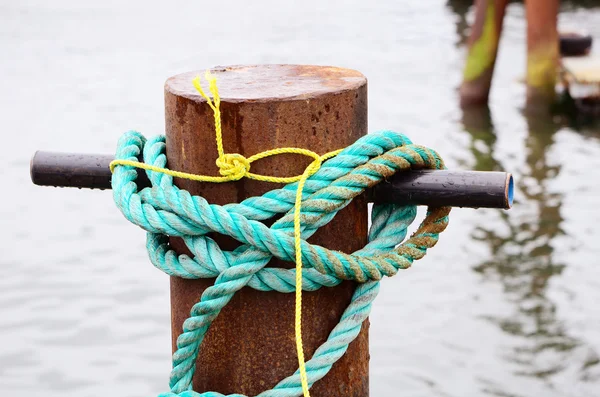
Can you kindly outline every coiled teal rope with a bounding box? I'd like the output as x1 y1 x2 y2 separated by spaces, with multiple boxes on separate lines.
111 129 451 397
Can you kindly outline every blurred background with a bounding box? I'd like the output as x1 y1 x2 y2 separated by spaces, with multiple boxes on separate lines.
1 0 600 396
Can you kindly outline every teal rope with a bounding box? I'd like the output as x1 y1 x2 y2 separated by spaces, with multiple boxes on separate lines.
111 130 451 396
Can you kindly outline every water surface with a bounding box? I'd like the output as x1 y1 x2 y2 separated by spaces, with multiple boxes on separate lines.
2 1 600 396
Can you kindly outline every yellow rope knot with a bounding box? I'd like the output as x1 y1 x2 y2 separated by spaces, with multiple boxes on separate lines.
216 153 251 180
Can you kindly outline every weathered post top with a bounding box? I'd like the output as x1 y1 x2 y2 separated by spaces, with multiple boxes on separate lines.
166 64 366 100
165 64 369 396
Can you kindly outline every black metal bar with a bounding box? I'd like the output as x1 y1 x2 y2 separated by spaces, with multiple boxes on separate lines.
370 169 513 209
30 151 150 191
30 151 513 209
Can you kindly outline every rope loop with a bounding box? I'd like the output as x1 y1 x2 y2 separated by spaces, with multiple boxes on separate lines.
110 73 451 397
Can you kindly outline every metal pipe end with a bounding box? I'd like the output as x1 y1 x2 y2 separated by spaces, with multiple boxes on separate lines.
505 173 514 209
30 150 40 186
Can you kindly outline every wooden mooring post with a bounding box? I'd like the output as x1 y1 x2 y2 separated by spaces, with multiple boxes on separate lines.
164 65 369 396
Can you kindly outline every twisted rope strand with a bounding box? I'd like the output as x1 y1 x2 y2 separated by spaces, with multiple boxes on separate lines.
110 74 451 397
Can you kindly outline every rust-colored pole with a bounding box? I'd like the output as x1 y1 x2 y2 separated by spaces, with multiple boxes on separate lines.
525 0 559 107
459 0 509 107
164 65 369 396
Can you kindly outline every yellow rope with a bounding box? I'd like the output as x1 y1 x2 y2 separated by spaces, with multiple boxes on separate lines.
109 71 342 397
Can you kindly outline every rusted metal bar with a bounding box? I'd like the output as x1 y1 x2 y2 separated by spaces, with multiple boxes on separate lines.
459 0 509 107
165 65 369 396
525 0 559 106
29 151 514 209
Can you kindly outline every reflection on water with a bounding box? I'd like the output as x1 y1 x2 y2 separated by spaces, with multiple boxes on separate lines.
461 107 504 172
462 106 599 383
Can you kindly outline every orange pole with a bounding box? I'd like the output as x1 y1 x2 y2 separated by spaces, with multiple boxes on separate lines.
525 0 559 107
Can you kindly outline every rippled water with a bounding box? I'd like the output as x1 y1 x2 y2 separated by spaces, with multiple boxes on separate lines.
2 1 600 396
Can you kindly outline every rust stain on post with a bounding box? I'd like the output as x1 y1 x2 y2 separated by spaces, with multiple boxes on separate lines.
164 64 369 396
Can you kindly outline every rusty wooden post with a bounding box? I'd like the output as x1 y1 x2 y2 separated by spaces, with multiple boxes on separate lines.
164 65 369 396
525 0 559 107
459 0 509 107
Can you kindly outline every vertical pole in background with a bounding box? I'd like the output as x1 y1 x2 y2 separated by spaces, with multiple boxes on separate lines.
459 0 509 107
164 65 369 396
525 0 559 108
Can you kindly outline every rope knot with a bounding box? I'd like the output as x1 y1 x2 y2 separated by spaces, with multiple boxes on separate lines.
216 153 250 180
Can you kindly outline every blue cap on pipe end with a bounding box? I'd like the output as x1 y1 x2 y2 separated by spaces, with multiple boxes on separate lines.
506 174 514 209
